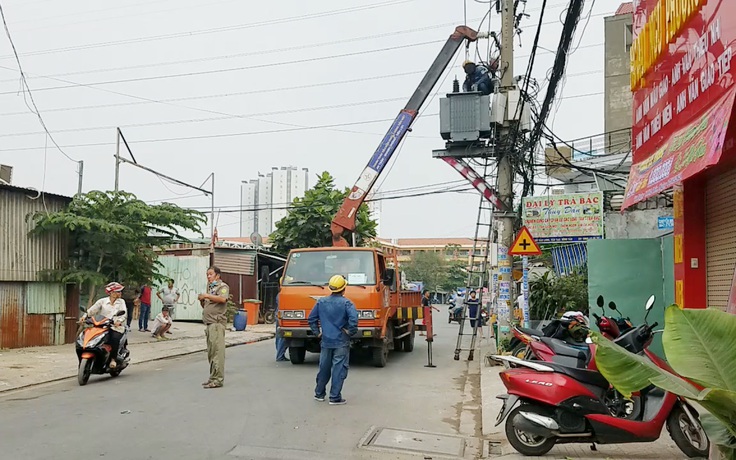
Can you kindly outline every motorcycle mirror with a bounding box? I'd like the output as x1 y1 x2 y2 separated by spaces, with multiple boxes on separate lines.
608 301 617 311
585 337 593 344
645 295 656 311
79 306 87 312
116 310 126 316
596 295 604 308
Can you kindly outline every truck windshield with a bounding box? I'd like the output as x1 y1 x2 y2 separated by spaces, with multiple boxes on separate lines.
282 251 376 286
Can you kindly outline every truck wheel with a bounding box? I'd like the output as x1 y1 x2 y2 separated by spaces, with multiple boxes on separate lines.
372 345 388 368
402 329 415 352
289 347 306 364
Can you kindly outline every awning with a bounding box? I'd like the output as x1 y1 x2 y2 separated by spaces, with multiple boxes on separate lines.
622 88 736 210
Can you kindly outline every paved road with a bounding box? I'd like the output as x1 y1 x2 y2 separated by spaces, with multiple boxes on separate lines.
0 316 486 460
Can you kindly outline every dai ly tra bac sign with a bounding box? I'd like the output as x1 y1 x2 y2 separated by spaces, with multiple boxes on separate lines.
522 192 604 243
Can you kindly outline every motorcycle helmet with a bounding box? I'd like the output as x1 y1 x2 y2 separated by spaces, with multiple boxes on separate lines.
105 282 124 294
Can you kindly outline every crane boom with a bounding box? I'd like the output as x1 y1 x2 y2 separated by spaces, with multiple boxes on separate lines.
331 25 479 247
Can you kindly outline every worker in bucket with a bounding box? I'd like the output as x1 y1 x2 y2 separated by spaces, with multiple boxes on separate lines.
462 60 493 95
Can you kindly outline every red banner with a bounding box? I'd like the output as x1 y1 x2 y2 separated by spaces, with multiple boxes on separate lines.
631 0 736 165
624 88 735 209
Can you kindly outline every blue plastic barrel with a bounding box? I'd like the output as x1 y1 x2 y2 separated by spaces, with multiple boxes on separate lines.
233 309 248 331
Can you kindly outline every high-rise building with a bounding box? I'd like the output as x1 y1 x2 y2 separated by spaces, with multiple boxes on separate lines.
604 3 634 153
366 193 382 237
240 167 309 238
239 180 258 237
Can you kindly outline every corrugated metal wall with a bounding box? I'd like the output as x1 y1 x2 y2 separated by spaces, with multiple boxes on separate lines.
25 283 65 314
0 283 24 348
0 188 69 282
215 249 255 275
0 281 68 348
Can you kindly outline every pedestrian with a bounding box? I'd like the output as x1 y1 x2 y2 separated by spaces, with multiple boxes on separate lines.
308 275 358 405
198 266 230 389
122 284 137 329
420 289 440 337
275 293 289 362
466 290 482 331
138 283 153 332
157 278 180 334
151 306 173 340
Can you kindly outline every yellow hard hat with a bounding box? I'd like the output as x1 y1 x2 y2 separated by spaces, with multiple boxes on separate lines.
328 274 348 293
462 60 475 68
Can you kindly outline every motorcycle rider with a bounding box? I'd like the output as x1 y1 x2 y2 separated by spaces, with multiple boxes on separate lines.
80 282 128 369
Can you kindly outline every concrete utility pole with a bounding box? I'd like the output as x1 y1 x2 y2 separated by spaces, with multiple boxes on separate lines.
77 160 84 195
495 0 518 342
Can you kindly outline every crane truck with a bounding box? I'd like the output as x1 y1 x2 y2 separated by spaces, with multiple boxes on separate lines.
278 26 479 367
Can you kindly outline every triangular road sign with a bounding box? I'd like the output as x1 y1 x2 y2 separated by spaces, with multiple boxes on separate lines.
509 226 542 256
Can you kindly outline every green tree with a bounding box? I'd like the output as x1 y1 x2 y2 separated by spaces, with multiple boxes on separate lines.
528 270 588 320
270 172 377 254
31 190 206 304
402 250 447 292
441 260 468 292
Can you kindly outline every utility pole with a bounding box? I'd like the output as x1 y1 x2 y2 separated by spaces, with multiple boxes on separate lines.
495 0 518 343
114 128 120 191
77 160 84 195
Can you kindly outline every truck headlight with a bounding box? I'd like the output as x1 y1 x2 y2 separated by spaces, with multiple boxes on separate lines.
282 310 305 319
358 310 376 319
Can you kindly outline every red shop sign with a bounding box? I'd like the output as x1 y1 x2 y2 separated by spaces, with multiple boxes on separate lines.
632 0 736 164
623 87 735 210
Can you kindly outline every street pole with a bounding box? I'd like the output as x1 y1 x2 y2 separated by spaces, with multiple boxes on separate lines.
77 160 84 196
211 172 215 242
114 128 120 191
495 0 517 345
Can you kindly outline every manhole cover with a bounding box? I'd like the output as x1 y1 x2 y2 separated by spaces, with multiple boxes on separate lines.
360 426 466 458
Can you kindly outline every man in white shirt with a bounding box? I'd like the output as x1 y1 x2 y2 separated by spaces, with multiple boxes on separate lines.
82 282 127 368
157 279 180 334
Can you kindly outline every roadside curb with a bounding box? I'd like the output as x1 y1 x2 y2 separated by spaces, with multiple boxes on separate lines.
0 333 274 394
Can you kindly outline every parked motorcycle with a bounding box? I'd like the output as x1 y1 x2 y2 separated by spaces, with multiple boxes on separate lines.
492 296 709 458
76 312 130 386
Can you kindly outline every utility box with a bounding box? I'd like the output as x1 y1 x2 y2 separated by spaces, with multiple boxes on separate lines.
439 92 491 142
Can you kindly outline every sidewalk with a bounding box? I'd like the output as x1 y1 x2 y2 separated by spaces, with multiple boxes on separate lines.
0 321 275 393
477 339 689 459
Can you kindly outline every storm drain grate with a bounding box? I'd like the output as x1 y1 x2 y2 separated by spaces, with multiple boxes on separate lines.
359 426 466 458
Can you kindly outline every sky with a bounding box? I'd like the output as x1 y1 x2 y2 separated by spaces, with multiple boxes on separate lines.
0 0 617 239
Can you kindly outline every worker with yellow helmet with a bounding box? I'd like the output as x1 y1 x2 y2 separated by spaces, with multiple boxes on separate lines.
307 274 358 405
462 59 494 95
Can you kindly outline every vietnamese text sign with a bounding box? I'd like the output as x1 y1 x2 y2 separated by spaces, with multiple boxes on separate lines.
522 192 603 243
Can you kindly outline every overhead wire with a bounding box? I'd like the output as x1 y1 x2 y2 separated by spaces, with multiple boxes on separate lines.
0 1 77 163
0 0 415 60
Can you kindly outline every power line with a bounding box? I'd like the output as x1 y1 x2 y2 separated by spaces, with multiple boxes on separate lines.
0 87 608 153
0 67 602 121
0 39 446 95
0 19 481 84
0 1 77 163
0 0 415 60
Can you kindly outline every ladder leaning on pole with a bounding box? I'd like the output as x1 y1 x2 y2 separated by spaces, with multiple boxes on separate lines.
453 157 496 361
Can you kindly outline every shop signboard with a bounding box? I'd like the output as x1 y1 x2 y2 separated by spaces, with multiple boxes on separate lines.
625 0 736 207
522 192 604 243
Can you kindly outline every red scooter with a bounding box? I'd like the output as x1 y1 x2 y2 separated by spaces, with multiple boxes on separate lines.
492 298 709 457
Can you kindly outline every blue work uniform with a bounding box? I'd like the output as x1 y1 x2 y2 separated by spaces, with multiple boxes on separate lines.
308 294 358 402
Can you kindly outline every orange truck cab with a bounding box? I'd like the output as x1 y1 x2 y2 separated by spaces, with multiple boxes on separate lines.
278 247 422 367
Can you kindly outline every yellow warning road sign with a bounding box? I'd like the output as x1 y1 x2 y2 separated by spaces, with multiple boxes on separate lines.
509 226 542 256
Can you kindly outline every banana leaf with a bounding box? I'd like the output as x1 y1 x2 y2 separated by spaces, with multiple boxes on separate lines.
591 306 736 457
